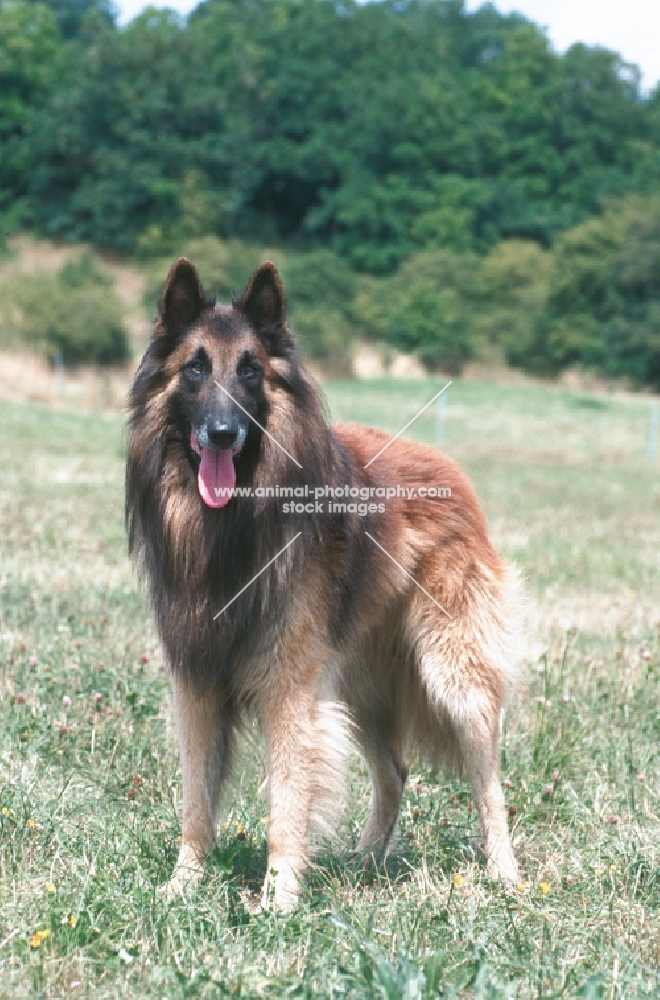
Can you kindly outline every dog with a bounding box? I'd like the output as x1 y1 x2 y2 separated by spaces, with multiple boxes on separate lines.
126 257 520 909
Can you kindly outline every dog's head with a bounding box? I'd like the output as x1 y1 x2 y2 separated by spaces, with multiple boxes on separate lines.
146 258 296 508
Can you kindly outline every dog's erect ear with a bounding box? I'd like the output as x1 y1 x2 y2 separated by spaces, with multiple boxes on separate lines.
155 258 205 338
238 261 287 335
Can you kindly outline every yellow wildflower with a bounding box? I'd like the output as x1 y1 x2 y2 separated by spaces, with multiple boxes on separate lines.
29 929 50 949
516 881 526 892
68 915 77 928
539 881 551 895
45 883 55 893
27 818 36 829
453 874 464 887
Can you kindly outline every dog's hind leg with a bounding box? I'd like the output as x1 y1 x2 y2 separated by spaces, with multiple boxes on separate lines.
414 615 518 883
458 720 517 882
164 673 234 897
353 706 408 863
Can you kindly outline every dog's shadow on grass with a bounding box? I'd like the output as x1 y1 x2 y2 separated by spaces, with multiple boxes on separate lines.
206 835 268 889
307 828 484 902
169 824 487 911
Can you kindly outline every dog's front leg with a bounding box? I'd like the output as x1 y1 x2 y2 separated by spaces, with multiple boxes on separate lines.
163 673 233 898
259 676 318 912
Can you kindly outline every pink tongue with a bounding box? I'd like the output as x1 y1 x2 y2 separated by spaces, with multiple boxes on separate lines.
198 447 235 508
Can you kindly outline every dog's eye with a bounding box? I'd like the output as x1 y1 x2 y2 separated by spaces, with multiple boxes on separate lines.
186 358 205 377
182 356 207 387
240 362 261 379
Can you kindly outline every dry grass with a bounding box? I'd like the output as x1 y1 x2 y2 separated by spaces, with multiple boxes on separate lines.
0 351 133 411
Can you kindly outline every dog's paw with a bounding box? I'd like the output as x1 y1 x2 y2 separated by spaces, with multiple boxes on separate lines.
486 850 519 884
352 849 382 874
158 866 203 901
260 860 301 913
159 846 205 900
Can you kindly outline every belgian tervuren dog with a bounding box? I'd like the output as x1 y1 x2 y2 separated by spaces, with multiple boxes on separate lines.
126 258 520 909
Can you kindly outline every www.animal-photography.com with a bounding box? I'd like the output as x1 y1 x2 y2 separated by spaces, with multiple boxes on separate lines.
1 0 659 996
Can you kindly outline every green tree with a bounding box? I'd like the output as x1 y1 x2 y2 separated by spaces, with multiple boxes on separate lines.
475 239 551 365
0 0 60 226
6 0 660 303
40 0 115 38
355 249 478 372
25 9 193 248
533 195 660 387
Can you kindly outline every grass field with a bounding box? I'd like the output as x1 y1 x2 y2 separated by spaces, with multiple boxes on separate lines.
0 378 658 998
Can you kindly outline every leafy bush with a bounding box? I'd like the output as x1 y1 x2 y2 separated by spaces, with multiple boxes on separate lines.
126 196 660 386
474 239 551 366
384 283 470 373
354 250 479 374
12 254 130 365
279 249 356 371
531 196 660 387
57 252 108 288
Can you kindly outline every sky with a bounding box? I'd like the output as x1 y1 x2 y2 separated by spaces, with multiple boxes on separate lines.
114 0 660 93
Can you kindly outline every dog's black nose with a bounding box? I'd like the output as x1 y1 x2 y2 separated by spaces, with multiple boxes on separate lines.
207 421 239 449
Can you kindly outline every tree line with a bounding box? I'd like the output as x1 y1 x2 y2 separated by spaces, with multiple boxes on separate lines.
1 0 660 386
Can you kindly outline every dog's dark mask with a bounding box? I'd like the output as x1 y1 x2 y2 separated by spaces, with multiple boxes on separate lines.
181 344 257 509
154 258 291 509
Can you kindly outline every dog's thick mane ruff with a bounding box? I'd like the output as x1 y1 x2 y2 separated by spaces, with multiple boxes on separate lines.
126 307 364 693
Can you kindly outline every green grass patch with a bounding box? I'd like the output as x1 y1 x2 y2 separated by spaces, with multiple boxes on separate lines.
1 382 658 997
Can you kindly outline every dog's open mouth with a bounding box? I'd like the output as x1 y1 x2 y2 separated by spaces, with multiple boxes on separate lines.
190 430 245 509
